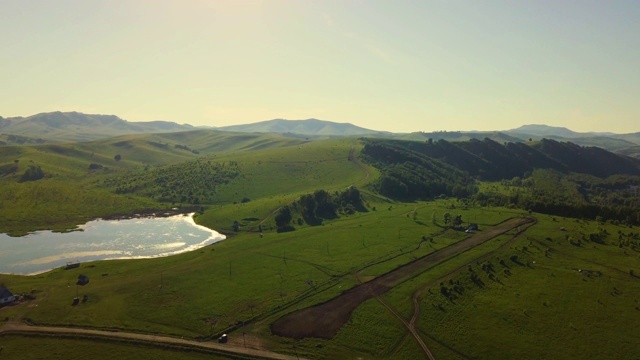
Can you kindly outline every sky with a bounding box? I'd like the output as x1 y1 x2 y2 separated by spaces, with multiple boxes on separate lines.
1 0 639 133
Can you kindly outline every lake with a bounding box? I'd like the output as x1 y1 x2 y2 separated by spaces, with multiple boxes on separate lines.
0 213 225 275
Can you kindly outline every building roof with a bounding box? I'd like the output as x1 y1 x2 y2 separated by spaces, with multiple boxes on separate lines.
0 286 14 299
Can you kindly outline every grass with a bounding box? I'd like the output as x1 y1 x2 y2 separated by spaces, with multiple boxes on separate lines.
0 180 160 236
2 203 639 359
410 216 640 359
0 201 531 359
2 133 640 359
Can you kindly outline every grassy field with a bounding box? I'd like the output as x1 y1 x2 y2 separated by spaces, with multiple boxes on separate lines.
5 198 637 359
2 133 640 359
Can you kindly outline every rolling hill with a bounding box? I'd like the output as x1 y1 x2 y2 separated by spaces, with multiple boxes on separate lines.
2 125 640 359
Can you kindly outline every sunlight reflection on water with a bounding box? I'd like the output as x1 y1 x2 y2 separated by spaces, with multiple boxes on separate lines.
0 213 225 275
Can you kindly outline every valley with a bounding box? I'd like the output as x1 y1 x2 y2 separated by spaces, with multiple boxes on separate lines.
1 121 640 359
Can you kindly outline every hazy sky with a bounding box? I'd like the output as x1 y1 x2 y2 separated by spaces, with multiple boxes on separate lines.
1 1 639 133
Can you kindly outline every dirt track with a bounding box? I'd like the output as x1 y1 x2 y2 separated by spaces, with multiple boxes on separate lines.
0 321 302 360
271 217 535 339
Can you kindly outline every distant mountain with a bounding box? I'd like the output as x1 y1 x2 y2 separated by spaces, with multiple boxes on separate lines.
392 126 640 154
2 112 639 155
614 132 640 146
489 124 640 153
562 136 639 151
397 131 523 144
507 124 617 138
217 118 390 137
0 111 194 143
616 145 640 159
507 124 584 138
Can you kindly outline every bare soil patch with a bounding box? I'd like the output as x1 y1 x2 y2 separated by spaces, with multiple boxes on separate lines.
271 217 535 339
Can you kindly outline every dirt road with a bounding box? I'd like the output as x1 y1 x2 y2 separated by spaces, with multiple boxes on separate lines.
0 321 302 360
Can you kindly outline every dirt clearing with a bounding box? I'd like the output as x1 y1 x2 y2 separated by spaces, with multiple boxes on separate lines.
271 217 535 339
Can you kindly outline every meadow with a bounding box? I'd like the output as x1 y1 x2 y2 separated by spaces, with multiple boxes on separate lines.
1 133 640 359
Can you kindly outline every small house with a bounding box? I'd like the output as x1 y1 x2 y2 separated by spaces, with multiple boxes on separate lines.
0 286 19 306
468 223 479 231
65 261 80 270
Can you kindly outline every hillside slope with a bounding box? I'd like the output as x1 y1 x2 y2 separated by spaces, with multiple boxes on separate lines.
364 138 640 181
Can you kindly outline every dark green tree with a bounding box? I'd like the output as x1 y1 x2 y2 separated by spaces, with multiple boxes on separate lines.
443 212 451 226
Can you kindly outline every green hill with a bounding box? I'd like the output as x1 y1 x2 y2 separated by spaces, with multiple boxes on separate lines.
0 130 319 235
363 138 640 182
362 138 640 224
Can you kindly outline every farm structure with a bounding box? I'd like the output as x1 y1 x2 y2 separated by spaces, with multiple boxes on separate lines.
0 285 19 306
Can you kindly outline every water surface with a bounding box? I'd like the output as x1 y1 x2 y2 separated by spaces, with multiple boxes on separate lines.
0 214 224 275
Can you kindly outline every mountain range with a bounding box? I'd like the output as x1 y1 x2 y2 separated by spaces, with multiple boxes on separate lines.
0 111 193 143
1 111 639 158
217 118 390 137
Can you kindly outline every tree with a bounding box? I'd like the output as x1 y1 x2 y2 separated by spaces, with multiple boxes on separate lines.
19 165 44 183
275 206 293 230
299 194 317 220
313 189 337 218
443 212 451 226
339 186 362 208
